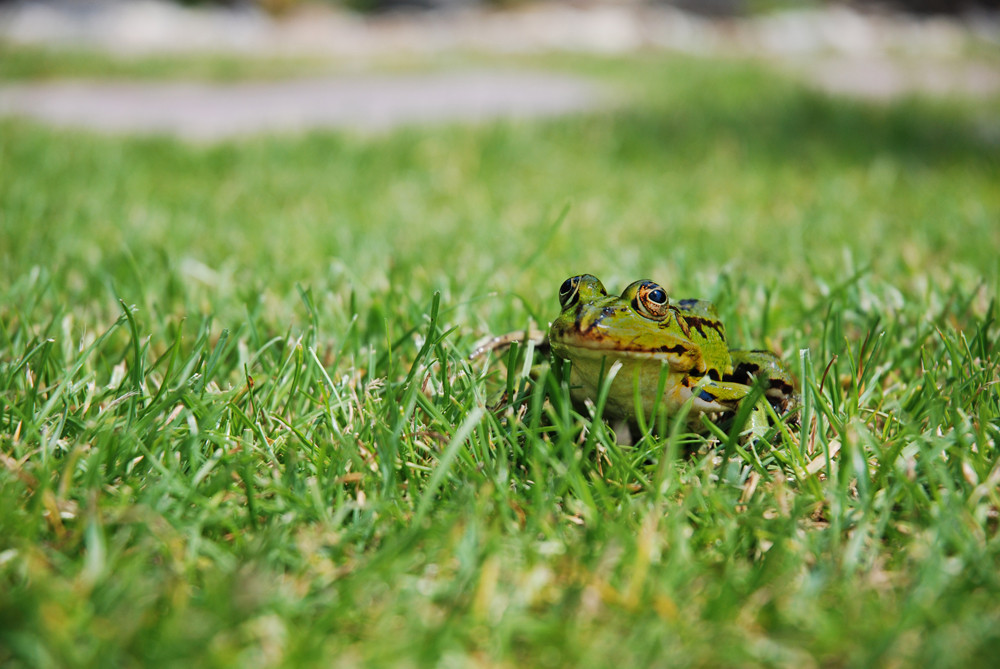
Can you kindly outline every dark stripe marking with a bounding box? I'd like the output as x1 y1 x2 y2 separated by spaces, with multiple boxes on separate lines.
680 315 725 341
658 344 691 355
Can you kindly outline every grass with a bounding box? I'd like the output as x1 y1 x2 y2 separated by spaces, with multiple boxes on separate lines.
2 47 1000 667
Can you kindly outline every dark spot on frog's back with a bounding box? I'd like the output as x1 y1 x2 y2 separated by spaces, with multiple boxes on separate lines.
677 299 699 309
728 361 761 385
730 359 795 395
769 378 796 395
682 316 724 340
732 361 762 375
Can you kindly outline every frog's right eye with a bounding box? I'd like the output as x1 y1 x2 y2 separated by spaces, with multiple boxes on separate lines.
558 276 581 309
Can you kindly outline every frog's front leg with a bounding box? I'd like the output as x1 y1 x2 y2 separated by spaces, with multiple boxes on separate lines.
619 375 774 445
690 378 770 441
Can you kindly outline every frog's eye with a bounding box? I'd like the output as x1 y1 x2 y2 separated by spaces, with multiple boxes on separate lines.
646 287 667 305
558 276 581 309
634 281 671 320
560 274 607 309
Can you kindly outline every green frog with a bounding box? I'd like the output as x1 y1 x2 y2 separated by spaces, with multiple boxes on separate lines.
548 274 796 441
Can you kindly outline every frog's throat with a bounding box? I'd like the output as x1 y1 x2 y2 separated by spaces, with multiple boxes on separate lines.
558 346 736 416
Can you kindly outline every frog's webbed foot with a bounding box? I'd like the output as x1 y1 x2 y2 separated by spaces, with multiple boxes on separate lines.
611 418 635 446
743 402 773 443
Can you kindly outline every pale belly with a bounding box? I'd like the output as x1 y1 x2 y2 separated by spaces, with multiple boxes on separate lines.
563 348 731 422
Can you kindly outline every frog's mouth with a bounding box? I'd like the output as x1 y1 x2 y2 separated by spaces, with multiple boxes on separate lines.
555 339 679 359
551 335 705 373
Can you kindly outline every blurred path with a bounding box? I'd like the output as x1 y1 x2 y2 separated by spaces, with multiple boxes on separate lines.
1 1 999 139
0 70 603 139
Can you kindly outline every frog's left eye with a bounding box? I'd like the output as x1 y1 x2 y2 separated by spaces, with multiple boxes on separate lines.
634 281 671 319
559 276 581 309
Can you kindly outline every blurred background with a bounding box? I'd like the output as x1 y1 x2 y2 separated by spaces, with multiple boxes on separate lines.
3 0 999 55
2 1 999 117
2 0 999 312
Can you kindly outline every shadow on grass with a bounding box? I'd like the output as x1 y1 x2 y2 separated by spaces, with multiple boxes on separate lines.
596 61 1000 171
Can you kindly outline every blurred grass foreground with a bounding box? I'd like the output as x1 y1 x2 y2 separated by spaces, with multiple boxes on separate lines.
2 0 1000 667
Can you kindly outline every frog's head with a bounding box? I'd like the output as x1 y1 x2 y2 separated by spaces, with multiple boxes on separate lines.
548 274 708 373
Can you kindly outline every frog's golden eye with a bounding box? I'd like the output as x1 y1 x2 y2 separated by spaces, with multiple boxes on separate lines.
646 287 667 305
634 281 671 320
558 276 581 309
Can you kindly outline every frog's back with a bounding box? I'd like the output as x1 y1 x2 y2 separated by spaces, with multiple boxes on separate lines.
675 298 720 321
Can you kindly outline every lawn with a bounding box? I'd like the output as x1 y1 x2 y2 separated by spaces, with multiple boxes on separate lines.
2 47 1000 667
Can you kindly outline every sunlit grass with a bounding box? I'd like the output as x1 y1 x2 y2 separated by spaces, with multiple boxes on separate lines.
1 50 999 667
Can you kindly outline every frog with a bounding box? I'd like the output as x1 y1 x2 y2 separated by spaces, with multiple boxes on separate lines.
547 274 796 442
